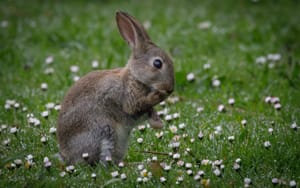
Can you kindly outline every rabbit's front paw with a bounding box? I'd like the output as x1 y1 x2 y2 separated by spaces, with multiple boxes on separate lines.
148 109 163 129
147 90 167 105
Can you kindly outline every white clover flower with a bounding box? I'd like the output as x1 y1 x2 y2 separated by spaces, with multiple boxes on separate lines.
169 125 178 134
49 127 57 134
14 103 20 109
213 168 221 176
267 54 281 61
45 56 54 64
186 169 193 176
82 153 89 159
54 105 61 111
91 60 99 69
143 20 151 29
291 122 298 130
41 111 49 118
228 136 235 141
157 108 169 116
120 173 127 180
60 171 66 177
264 141 271 148
44 161 52 168
136 177 143 183
213 160 223 166
137 164 144 171
265 96 272 103
244 177 252 184
185 163 192 169
152 156 157 161
217 104 225 112
274 103 281 110
270 97 280 104
73 75 80 82
203 63 211 69
177 160 185 167
176 176 184 184
178 123 186 129
201 159 211 165
65 165 75 172
41 136 47 143
91 173 96 178
41 83 48 91
215 125 222 134
10 127 18 134
159 101 166 106
194 175 202 181
43 157 50 163
165 114 173 121
1 20 8 28
212 78 221 88
105 156 112 162
138 125 146 131
160 176 166 183
241 119 247 126
111 171 119 178
137 138 143 144
197 106 204 113
26 154 34 161
164 165 171 171
45 102 55 109
173 113 180 119
1 124 7 129
169 142 180 149
4 103 11 110
167 96 180 104
190 138 195 143
3 139 11 146
186 73 195 82
198 131 204 139
173 153 180 159
198 21 211 29
155 131 164 139
228 98 235 105
272 178 279 184
14 159 22 166
70 65 79 73
236 158 242 163
44 67 54 75
198 170 205 177
118 162 125 168
268 128 273 134
255 56 267 64
289 180 297 187
233 163 240 171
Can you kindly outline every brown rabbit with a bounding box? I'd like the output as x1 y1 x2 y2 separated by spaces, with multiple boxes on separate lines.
57 11 174 165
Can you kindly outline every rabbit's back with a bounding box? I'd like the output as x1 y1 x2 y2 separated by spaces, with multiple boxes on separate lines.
57 69 129 164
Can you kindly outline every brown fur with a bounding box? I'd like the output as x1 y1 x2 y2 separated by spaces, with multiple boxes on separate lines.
57 11 174 165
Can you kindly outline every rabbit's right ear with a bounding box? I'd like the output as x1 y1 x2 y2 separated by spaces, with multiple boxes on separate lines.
116 11 151 50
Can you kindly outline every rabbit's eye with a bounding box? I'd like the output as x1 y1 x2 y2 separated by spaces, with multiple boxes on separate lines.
153 59 163 69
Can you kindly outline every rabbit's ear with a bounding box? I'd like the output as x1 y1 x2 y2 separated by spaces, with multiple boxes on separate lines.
116 11 151 49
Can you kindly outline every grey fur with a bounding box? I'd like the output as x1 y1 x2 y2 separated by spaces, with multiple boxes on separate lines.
57 11 174 165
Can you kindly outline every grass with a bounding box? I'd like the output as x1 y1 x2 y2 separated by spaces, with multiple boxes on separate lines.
1 0 300 187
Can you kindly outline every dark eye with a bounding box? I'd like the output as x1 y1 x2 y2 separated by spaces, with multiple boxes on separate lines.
153 59 163 69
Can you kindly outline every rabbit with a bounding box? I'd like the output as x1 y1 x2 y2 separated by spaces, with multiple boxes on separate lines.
57 11 174 165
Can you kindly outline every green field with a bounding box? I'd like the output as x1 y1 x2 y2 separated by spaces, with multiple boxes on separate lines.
1 0 300 187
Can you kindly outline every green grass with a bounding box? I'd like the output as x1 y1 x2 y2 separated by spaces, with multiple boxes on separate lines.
1 0 300 187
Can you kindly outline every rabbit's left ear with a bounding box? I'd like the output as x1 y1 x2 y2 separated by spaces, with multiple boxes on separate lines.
116 11 151 50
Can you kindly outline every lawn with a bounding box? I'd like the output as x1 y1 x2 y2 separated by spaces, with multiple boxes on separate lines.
0 0 300 187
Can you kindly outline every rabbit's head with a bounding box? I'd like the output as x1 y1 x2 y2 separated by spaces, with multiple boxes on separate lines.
116 11 174 95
